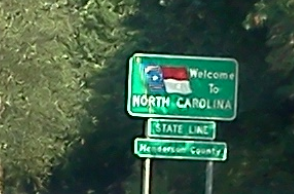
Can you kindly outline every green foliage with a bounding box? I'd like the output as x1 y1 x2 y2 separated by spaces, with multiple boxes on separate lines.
0 0 91 192
48 0 140 193
244 0 294 77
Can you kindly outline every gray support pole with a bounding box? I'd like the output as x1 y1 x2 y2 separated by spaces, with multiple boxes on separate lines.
205 161 214 194
142 158 151 194
142 123 151 194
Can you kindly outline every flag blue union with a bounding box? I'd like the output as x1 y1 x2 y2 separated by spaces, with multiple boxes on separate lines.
143 65 165 94
143 64 192 95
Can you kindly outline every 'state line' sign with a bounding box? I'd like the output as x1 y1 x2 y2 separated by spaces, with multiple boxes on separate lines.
147 119 216 140
127 53 238 120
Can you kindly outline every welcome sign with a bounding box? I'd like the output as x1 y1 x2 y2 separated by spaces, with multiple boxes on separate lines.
127 53 238 121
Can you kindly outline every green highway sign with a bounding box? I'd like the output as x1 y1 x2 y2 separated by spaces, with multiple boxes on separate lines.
134 138 227 161
127 53 238 121
147 119 216 140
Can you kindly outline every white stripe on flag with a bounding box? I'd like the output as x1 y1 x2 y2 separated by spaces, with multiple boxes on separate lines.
163 79 192 94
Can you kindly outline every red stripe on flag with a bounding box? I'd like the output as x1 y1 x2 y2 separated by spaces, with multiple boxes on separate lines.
161 66 189 80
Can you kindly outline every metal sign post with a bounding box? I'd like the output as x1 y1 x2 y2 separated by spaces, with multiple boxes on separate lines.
142 124 151 194
142 158 151 194
205 161 214 194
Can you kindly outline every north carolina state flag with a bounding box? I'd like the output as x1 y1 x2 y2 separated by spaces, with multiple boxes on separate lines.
144 65 192 95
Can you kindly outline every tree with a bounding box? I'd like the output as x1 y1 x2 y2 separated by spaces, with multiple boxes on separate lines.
0 1 91 193
48 0 140 193
244 0 294 107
